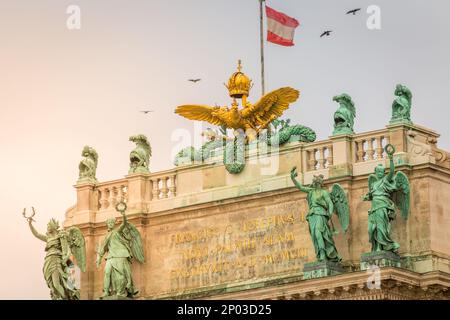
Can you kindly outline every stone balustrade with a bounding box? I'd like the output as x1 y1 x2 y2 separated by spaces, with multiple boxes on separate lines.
304 142 333 171
353 130 389 163
65 123 446 226
150 173 177 199
97 179 128 211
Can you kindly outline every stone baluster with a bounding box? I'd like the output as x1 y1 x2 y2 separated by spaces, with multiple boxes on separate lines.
367 138 375 160
326 145 333 167
99 188 109 210
376 136 384 159
109 186 117 208
161 177 169 199
97 189 103 210
318 147 326 169
152 178 160 200
118 185 127 202
356 140 366 162
307 149 317 171
169 175 177 197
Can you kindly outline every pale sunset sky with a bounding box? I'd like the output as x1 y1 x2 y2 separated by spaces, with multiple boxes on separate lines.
0 0 449 299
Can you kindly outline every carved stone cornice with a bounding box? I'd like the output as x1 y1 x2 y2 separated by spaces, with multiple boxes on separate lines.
190 268 450 300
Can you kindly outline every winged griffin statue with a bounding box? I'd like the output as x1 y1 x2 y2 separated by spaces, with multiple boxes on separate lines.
24 207 86 300
290 168 350 262
96 201 145 299
363 144 410 253
175 60 299 141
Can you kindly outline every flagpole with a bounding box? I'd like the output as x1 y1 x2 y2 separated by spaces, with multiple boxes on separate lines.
259 0 265 95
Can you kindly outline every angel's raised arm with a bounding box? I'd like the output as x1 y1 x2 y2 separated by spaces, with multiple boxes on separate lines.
28 220 47 242
118 213 128 233
387 155 395 181
290 167 312 193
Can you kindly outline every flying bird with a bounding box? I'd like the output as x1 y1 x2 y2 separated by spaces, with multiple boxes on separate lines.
346 8 361 15
140 110 154 114
320 30 332 38
188 78 201 83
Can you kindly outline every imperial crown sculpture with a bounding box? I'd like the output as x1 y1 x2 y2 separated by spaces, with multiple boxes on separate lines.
175 60 300 137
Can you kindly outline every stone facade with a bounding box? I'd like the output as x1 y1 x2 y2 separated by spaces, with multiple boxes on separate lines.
64 123 450 300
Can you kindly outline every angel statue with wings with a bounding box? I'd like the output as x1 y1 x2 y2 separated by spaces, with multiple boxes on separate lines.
363 144 410 253
24 207 86 300
96 201 145 299
290 168 350 262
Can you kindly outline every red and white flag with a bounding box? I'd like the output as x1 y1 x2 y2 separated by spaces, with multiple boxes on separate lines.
266 5 299 46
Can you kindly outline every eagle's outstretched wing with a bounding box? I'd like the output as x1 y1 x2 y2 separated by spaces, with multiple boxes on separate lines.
330 184 350 233
175 105 228 127
241 87 299 126
66 227 86 272
393 171 410 220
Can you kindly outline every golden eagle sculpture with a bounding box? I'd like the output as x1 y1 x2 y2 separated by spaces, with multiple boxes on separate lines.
175 60 299 135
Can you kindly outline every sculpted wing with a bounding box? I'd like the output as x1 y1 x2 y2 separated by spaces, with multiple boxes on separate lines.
122 223 145 264
175 105 228 127
66 227 86 272
242 87 299 125
393 171 411 220
330 184 350 232
347 102 356 119
368 174 377 192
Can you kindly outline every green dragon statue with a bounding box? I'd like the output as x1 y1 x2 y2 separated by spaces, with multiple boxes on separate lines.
173 121 316 174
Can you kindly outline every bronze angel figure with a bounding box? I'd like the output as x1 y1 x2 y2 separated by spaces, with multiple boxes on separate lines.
291 169 350 262
363 144 411 252
24 207 86 300
96 202 145 299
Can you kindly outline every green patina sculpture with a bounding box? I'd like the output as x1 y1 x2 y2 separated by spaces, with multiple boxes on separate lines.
78 145 98 183
24 208 86 300
290 168 349 262
271 118 291 131
173 128 226 166
96 201 145 299
332 93 356 135
363 144 410 252
129 134 151 174
390 84 412 124
268 122 316 146
173 120 316 175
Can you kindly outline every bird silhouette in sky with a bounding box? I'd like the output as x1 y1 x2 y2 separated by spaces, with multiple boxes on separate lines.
188 78 201 83
346 8 361 15
320 30 332 38
140 110 154 114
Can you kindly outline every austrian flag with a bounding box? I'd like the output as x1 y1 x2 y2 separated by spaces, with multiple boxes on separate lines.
266 5 299 46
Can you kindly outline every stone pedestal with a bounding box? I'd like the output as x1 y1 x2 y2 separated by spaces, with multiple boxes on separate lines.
302 261 346 280
329 134 354 178
126 173 151 213
360 251 402 270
